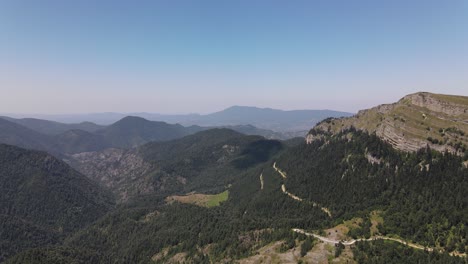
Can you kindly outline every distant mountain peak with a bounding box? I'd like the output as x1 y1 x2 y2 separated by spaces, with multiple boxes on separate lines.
114 115 148 123
220 105 286 113
97 116 205 148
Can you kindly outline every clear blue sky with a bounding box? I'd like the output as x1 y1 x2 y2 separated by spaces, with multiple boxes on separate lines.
1 0 467 114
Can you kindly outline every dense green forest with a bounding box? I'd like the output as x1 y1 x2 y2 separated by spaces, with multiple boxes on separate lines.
353 240 466 264
2 128 467 263
0 116 206 155
0 144 114 262
54 163 330 263
140 128 284 193
277 128 468 253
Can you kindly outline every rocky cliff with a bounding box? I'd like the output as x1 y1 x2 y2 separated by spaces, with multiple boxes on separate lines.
307 92 468 155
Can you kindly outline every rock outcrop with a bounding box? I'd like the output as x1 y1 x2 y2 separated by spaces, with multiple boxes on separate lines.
308 92 468 155
66 148 174 202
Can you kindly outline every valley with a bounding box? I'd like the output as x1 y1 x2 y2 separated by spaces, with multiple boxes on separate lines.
0 92 467 263
3 1 468 262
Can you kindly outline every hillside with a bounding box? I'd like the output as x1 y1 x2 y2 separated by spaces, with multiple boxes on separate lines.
219 124 301 139
198 106 353 132
4 126 467 263
94 116 206 149
53 129 111 154
18 128 466 263
0 116 209 155
0 144 114 262
308 92 468 155
0 117 104 135
0 118 57 154
278 129 467 251
67 128 284 202
2 94 467 263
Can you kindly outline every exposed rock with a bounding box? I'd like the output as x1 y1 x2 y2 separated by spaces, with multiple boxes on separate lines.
305 133 326 144
66 148 163 202
404 92 467 116
365 153 382 165
308 92 468 155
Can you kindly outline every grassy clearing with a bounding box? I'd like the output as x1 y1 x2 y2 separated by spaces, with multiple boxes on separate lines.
206 190 229 207
166 190 229 208
343 217 363 231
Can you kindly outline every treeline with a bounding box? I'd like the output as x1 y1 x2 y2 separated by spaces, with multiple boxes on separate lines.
277 128 468 253
353 240 466 264
58 160 329 263
4 129 468 262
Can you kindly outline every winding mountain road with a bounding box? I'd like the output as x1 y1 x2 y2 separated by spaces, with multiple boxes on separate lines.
274 162 466 258
273 162 287 179
259 173 264 190
292 229 466 257
274 162 467 257
272 162 332 217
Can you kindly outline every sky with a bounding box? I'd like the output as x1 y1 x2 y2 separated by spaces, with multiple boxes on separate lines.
1 0 467 114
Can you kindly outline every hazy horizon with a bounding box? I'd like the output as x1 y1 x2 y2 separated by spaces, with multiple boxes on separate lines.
0 105 355 118
1 1 467 114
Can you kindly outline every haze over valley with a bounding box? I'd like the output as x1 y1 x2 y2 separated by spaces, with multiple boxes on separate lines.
1 1 467 263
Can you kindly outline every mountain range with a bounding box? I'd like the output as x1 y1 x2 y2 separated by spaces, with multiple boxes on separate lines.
0 92 467 263
3 106 353 133
0 106 352 155
0 116 205 155
0 116 104 135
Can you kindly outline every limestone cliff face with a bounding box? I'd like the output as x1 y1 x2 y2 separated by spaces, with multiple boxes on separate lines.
308 92 468 155
404 92 467 117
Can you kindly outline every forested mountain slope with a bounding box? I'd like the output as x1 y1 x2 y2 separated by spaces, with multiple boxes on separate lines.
94 116 206 149
4 128 467 263
67 129 284 202
0 116 104 135
2 94 467 263
0 116 207 154
0 115 303 156
277 129 467 253
0 119 57 154
0 144 114 262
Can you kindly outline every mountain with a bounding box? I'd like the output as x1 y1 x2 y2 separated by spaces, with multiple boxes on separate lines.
0 144 114 262
1 112 130 126
200 106 352 132
32 127 467 263
308 92 468 155
7 106 353 135
53 129 110 154
0 116 209 155
143 106 353 134
219 124 292 140
277 128 468 250
94 116 206 149
67 128 284 202
0 118 57 154
3 94 467 263
0 116 104 135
